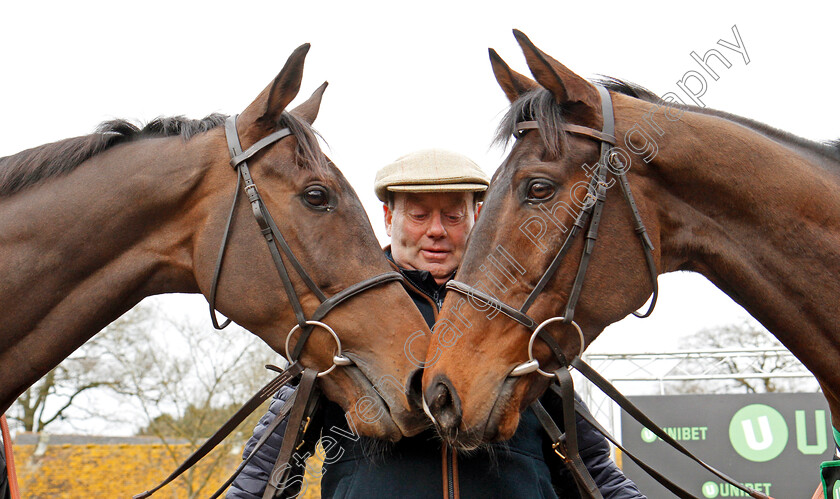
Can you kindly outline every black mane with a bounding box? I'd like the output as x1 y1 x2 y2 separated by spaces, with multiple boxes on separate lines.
0 111 326 197
495 77 840 161
493 88 567 158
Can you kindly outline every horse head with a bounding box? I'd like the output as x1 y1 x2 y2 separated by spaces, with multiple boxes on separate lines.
423 31 660 447
189 45 435 440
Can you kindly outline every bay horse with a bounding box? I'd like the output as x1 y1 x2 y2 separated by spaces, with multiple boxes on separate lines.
0 44 431 441
423 29 840 456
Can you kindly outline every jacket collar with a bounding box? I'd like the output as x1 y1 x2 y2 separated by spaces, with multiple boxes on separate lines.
384 245 453 296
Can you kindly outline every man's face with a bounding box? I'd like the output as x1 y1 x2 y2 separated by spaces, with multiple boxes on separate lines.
384 191 477 285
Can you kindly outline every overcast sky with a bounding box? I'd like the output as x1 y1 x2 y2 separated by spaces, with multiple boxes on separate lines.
3 1 838 358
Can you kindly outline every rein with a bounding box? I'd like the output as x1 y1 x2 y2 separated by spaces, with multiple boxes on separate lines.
136 115 407 498
446 86 769 499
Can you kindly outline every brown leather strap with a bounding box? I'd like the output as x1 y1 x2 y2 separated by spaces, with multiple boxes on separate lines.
530 399 602 499
570 357 771 499
568 395 699 499
229 128 294 168
553 369 579 460
445 280 536 330
311 271 403 322
260 199 328 305
209 115 316 331
615 171 659 318
208 387 299 499
516 120 616 145
446 84 659 352
215 115 410 366
224 114 321 333
523 85 658 323
263 368 319 499
292 270 404 361
133 362 303 499
519 213 589 315
546 367 603 499
560 85 613 323
207 169 240 329
562 168 606 323
189 112 413 499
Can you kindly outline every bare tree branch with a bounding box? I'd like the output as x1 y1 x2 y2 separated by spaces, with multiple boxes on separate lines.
666 320 819 395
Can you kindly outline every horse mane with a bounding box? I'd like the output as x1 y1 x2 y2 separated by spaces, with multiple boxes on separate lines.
493 88 567 159
495 77 840 162
0 111 326 197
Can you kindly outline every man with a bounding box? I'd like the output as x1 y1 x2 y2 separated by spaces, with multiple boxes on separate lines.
0 446 8 499
228 149 644 499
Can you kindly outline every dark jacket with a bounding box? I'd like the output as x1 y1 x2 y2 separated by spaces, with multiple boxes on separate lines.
227 252 644 499
1 444 8 499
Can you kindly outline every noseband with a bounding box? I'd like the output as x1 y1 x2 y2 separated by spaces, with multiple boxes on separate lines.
441 87 770 499
208 115 405 376
446 85 659 377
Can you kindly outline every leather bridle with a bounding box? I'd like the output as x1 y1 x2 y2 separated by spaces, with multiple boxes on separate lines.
137 102 770 499
445 85 659 377
208 114 405 375
134 115 413 499
440 86 769 499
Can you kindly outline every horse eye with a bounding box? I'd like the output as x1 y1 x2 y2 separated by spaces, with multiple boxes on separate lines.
526 180 555 201
303 186 329 208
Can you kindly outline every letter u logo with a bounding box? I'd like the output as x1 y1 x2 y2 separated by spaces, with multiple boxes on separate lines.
741 416 773 451
729 404 788 462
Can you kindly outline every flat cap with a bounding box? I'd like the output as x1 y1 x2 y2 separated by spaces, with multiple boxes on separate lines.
374 149 490 202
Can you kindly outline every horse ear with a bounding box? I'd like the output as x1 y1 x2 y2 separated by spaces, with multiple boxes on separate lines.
290 81 328 125
512 30 600 111
489 48 538 103
240 43 310 126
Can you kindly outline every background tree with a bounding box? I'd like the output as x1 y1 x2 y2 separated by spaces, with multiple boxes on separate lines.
10 298 281 498
665 320 819 394
106 309 278 499
8 303 156 433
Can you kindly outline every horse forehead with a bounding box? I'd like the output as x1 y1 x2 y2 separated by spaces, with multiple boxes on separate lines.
502 134 562 174
323 162 353 189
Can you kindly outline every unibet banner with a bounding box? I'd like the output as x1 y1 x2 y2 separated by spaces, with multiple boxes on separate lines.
620 393 833 498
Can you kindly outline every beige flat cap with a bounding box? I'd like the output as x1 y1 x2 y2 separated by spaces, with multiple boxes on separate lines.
374 149 490 202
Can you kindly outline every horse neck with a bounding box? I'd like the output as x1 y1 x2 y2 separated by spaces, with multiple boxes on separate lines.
639 103 840 410
0 133 214 412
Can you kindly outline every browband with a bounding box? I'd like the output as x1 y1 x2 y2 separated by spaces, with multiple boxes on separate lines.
516 120 616 145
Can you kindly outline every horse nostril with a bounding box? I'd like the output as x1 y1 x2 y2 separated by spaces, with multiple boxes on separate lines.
406 368 424 411
425 375 462 432
430 382 451 410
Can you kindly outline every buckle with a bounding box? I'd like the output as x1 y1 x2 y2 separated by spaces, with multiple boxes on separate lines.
244 183 260 202
294 416 312 451
551 440 566 460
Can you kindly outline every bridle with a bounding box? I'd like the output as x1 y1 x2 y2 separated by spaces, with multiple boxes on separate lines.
440 86 769 499
208 114 405 376
135 114 410 499
445 85 659 377
138 102 769 499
